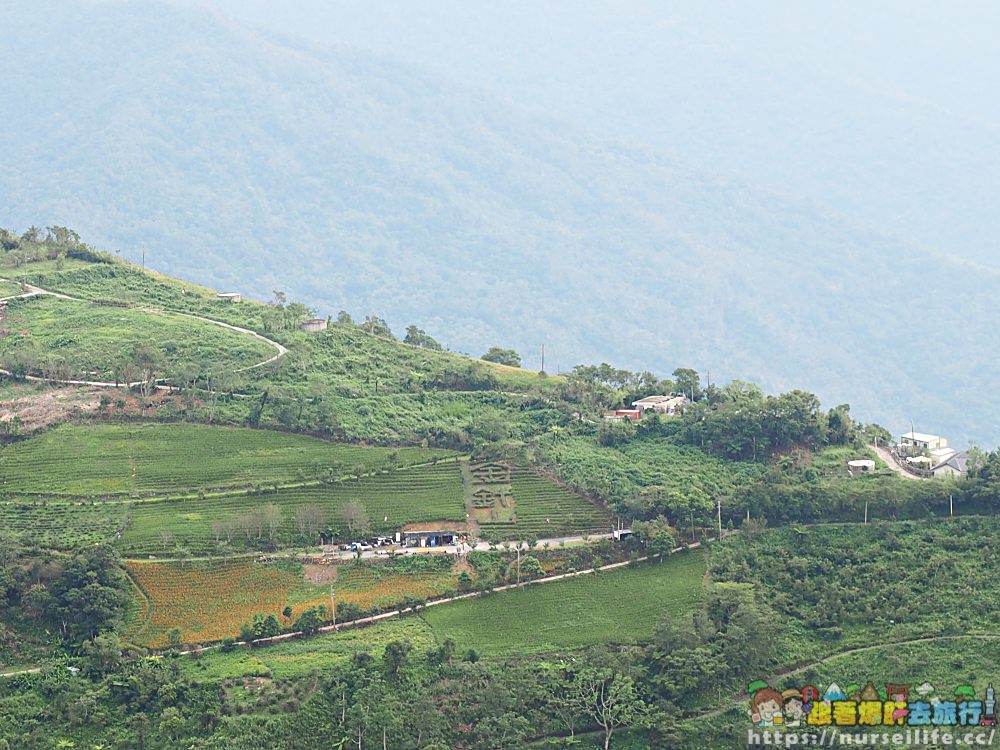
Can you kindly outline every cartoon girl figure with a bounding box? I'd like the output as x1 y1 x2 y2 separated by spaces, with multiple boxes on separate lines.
783 689 805 727
801 685 820 718
750 687 785 727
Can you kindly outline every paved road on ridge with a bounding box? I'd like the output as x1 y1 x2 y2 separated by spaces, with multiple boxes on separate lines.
871 443 927 481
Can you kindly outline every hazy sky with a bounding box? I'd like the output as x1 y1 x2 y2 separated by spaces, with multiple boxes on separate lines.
180 0 1000 123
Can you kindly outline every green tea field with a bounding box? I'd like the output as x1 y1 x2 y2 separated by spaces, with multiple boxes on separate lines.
0 422 457 497
478 468 612 541
180 617 436 682
118 459 467 554
0 498 127 549
420 551 707 656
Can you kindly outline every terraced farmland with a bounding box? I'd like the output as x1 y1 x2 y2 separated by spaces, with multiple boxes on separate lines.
119 460 466 554
0 499 127 549
126 559 330 647
0 422 456 497
421 551 707 656
126 556 461 647
478 468 612 541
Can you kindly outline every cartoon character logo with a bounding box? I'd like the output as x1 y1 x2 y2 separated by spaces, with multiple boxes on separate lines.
748 681 784 727
782 689 805 727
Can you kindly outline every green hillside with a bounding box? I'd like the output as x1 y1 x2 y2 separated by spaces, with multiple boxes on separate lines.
0 423 455 497
118 460 467 555
2 237 1000 750
2 1 999 444
0 295 274 381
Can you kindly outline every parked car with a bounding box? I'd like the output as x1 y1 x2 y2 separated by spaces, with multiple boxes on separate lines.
350 542 373 552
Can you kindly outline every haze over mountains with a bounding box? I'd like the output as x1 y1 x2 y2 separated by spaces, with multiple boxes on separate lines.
183 0 1000 271
1 0 998 444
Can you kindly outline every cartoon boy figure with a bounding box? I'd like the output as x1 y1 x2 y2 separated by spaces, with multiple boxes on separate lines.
750 687 785 727
783 689 805 727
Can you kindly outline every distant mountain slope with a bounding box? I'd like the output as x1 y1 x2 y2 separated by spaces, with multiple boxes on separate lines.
206 0 1000 270
1 0 998 444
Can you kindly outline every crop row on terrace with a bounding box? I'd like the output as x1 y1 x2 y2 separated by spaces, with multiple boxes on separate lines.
0 422 457 497
478 468 613 541
0 499 127 549
118 460 467 554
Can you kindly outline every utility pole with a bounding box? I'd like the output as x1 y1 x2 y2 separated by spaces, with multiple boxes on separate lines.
330 586 337 630
516 544 522 586
717 497 722 540
540 344 545 373
864 500 868 526
950 494 954 519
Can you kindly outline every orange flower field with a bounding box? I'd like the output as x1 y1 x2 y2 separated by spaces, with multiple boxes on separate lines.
125 558 461 648
126 560 329 647
334 565 458 612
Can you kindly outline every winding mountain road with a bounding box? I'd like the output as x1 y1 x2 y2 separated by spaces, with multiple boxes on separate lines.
0 279 288 387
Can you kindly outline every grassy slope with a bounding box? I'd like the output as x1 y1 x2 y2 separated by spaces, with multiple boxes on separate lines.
0 294 274 379
420 551 707 657
13 258 567 443
0 422 456 497
21 259 561 392
181 617 436 682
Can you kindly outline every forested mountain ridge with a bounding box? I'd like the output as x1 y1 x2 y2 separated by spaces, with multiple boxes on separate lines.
1 0 998 444
237 0 1000 270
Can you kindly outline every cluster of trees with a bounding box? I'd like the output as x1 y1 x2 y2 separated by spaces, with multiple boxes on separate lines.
0 225 111 268
403 325 442 350
560 364 699 413
334 311 396 340
236 604 328 642
592 376 867 462
205 504 284 550
0 539 131 650
481 346 521 367
674 383 857 460
261 290 316 334
200 500 376 552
